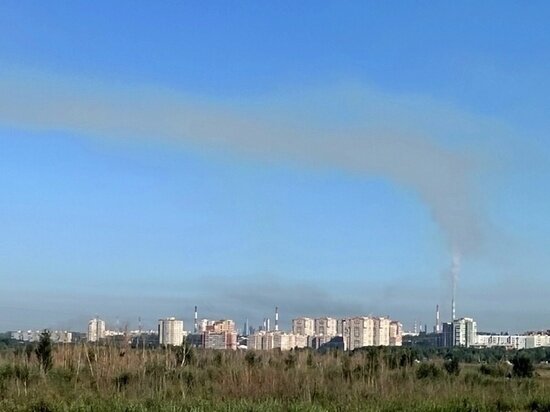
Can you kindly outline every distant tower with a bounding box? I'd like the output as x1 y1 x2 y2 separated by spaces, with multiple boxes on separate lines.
275 307 279 332
414 320 418 334
435 305 440 333
194 306 198 333
452 297 456 321
263 318 267 331
266 318 271 332
244 318 249 336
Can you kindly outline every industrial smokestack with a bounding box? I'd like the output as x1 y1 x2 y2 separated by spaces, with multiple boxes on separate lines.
266 318 271 332
451 251 460 321
435 304 440 333
194 306 198 333
275 306 279 331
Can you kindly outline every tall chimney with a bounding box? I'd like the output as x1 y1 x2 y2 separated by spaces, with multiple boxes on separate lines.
452 298 456 322
194 306 198 333
436 304 440 333
275 306 279 331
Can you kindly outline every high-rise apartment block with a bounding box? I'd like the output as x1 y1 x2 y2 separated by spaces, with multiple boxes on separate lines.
158 317 185 346
247 331 308 351
453 317 477 347
87 318 106 342
342 316 402 350
345 317 376 350
203 319 237 350
292 317 315 336
389 321 403 346
314 317 337 336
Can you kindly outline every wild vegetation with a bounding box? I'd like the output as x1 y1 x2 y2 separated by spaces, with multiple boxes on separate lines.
2 332 550 411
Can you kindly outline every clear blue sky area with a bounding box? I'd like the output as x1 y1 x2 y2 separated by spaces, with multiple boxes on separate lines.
0 2 549 332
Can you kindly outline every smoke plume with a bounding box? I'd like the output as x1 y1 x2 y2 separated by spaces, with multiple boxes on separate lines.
0 70 484 260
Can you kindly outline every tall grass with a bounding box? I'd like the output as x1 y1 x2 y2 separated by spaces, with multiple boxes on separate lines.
0 344 549 411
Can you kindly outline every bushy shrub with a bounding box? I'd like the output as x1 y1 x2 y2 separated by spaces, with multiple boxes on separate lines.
416 362 442 380
479 362 510 378
528 399 550 412
115 372 131 391
513 355 534 378
444 356 460 376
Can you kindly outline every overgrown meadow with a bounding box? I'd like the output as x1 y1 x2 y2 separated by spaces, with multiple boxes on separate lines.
2 334 550 411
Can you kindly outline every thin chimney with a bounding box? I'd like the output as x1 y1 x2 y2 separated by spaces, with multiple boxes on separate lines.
194 306 198 333
435 304 440 333
275 306 279 331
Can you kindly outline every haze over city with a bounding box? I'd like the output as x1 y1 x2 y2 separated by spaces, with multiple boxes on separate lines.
1 2 550 334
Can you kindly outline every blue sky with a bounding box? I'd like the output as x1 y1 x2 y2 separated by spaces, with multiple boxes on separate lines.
0 2 549 333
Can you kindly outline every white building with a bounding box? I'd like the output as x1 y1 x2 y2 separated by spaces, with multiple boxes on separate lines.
476 334 527 350
342 316 402 350
158 317 185 346
376 317 391 346
292 317 315 336
453 317 477 347
247 331 308 351
11 330 72 343
389 321 403 346
525 334 550 349
314 317 337 336
345 317 376 350
87 318 106 342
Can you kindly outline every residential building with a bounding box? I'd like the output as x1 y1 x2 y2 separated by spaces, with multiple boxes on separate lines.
389 321 403 346
453 317 477 347
376 317 391 346
314 317 337 336
204 331 237 350
292 317 315 336
475 334 527 350
205 319 235 334
158 317 184 346
346 317 376 350
247 331 308 351
11 330 72 343
87 318 106 342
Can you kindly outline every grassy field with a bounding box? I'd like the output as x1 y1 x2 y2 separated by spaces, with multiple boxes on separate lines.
1 342 550 411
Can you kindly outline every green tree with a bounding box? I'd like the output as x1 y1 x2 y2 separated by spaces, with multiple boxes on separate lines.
35 330 53 373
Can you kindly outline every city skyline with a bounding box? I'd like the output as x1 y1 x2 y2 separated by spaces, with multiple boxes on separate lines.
1 2 550 332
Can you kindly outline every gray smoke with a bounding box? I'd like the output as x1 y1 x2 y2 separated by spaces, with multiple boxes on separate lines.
451 251 461 320
0 71 484 259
